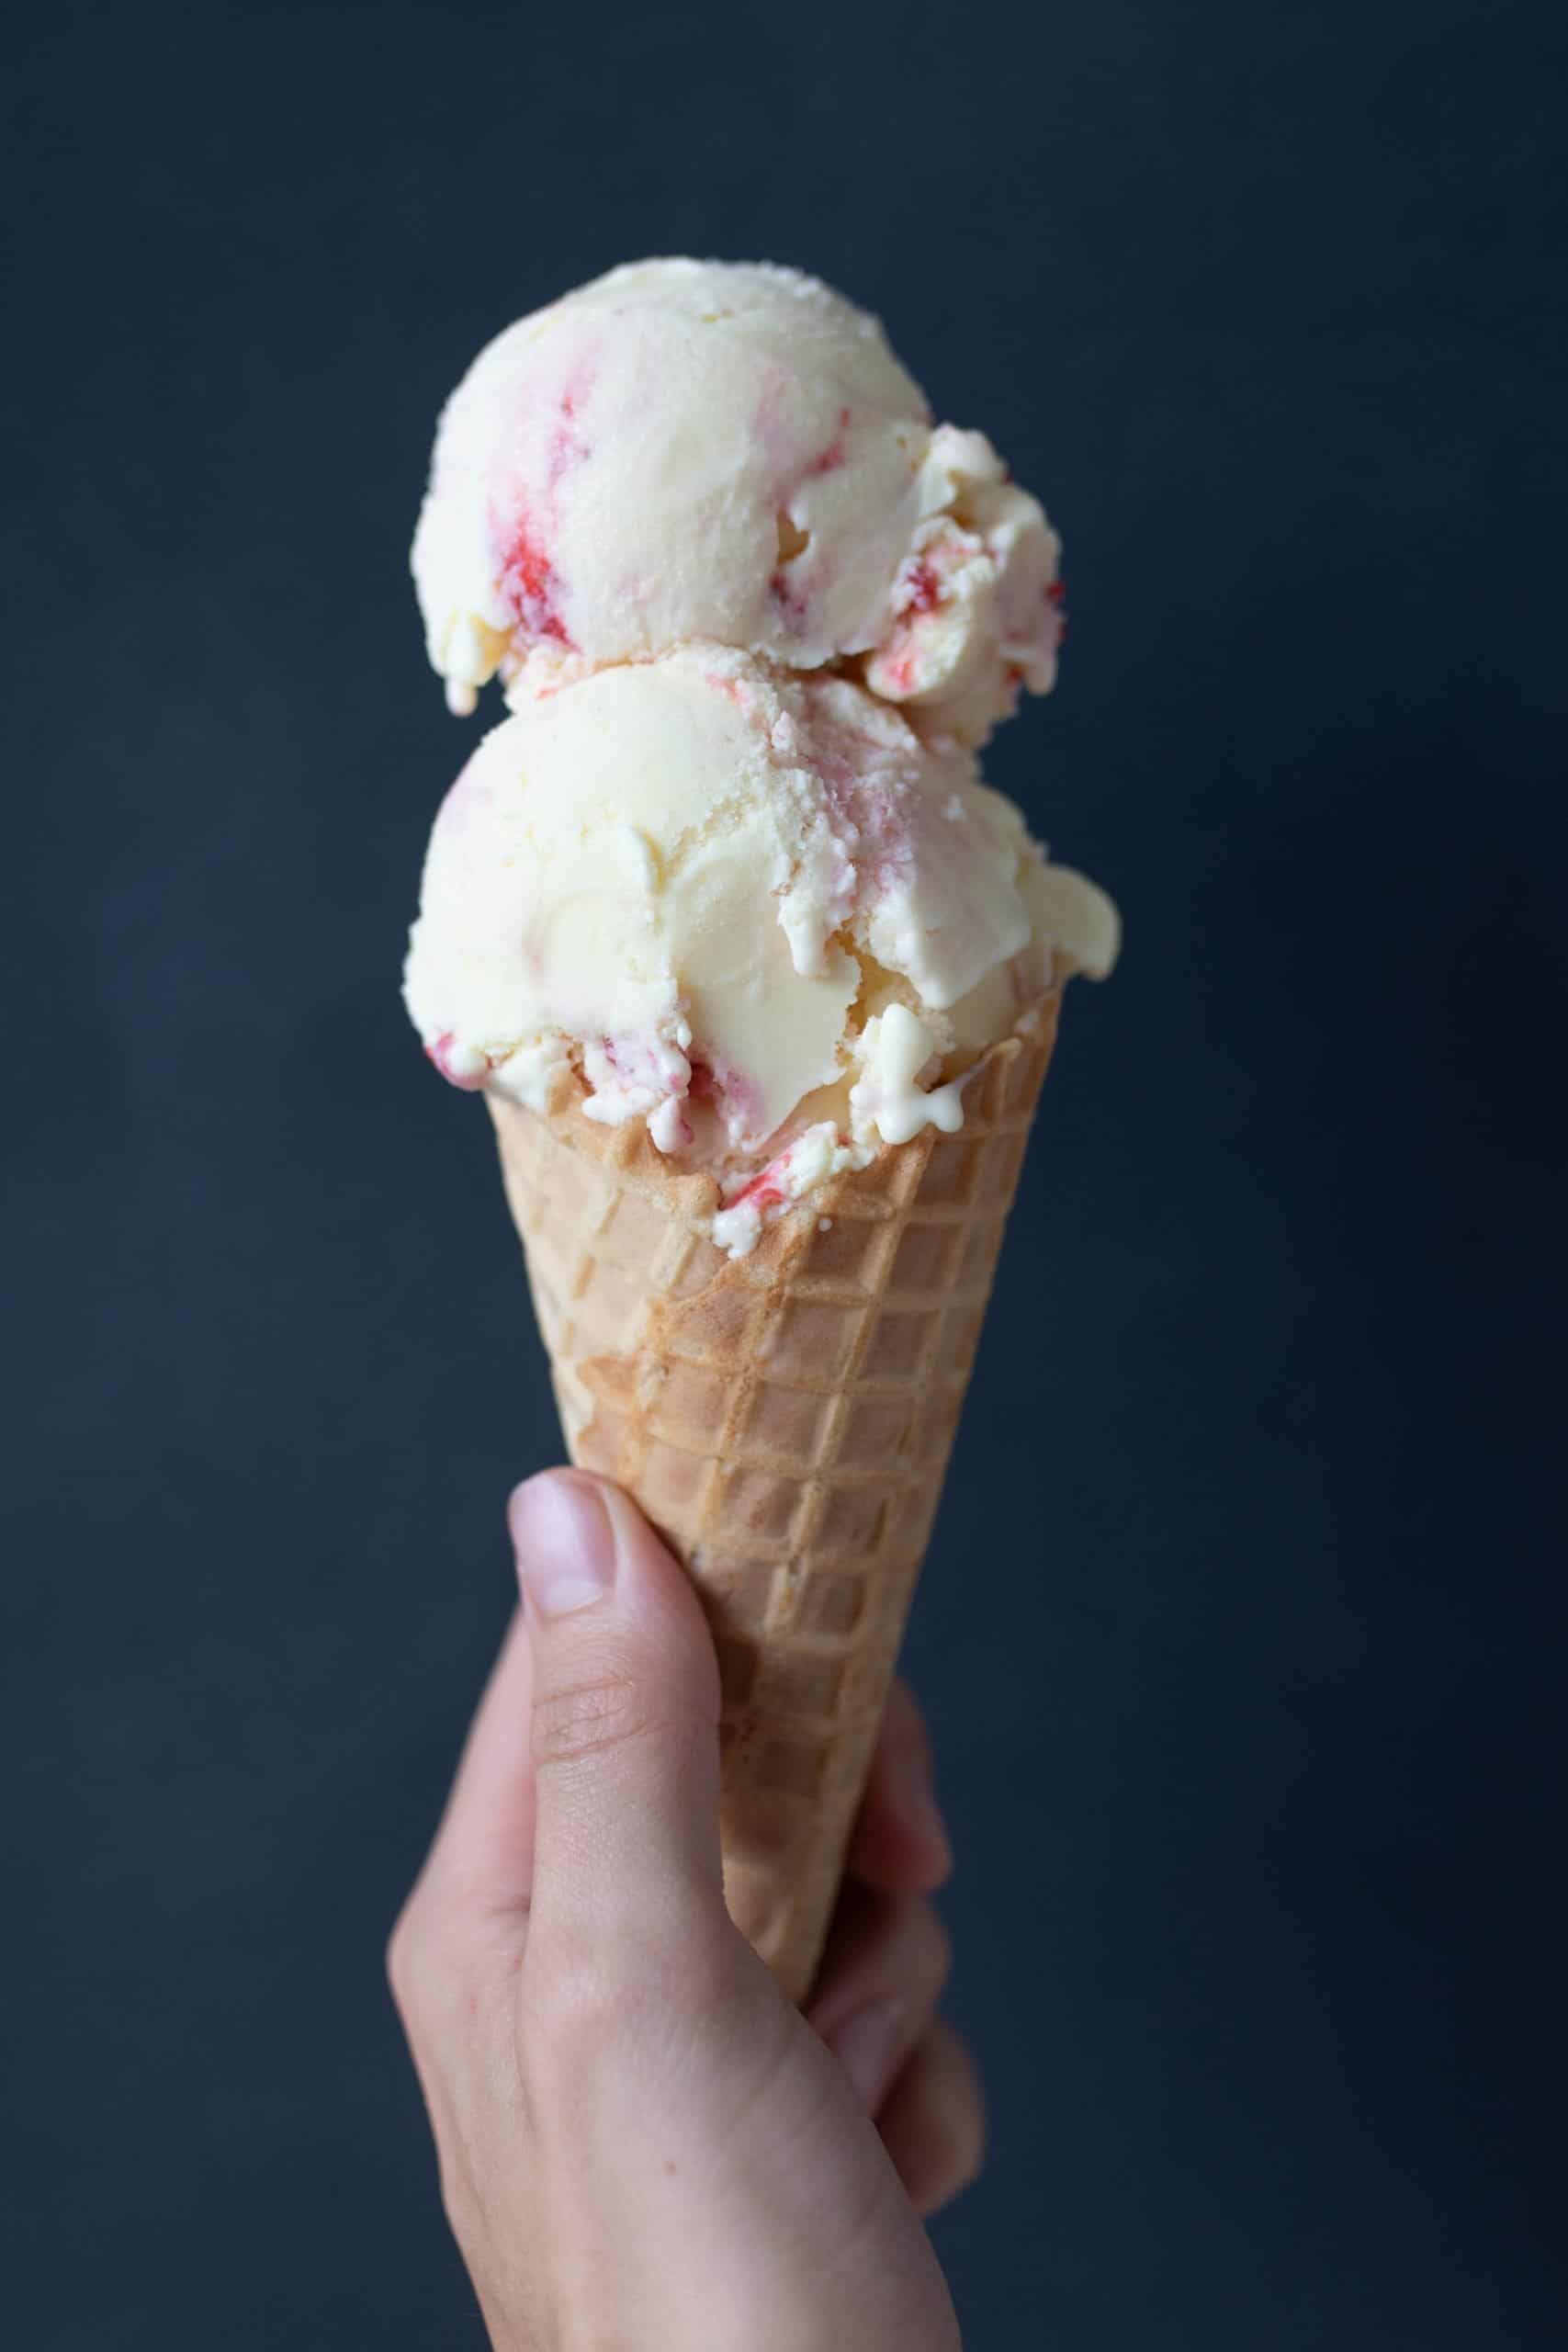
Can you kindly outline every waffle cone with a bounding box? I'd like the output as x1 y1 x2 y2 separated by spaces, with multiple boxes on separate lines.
488 988 1063 2003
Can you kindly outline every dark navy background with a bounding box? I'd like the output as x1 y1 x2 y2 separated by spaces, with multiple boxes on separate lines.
6 3 1564 2344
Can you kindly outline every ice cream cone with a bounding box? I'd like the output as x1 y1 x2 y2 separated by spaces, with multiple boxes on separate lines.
488 985 1064 2005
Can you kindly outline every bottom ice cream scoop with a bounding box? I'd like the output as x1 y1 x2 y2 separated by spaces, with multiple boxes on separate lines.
402 644 1116 1250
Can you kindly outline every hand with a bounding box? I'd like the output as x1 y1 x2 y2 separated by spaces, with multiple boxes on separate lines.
389 1469 983 2352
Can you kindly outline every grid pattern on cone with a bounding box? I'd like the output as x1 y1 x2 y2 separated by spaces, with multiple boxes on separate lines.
490 996 1061 2000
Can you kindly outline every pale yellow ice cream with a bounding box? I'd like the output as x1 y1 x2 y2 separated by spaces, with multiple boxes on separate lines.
405 259 1116 1253
403 644 1115 1253
412 259 1063 747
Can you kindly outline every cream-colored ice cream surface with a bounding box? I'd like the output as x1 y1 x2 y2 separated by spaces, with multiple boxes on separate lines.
412 257 1063 746
403 645 1116 1253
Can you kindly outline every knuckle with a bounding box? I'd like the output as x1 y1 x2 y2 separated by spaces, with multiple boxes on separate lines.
529 1668 685 1774
387 1890 485 2037
389 1893 516 2055
385 1904 423 2020
524 1916 743 2085
536 1943 616 2034
949 2111 987 2198
939 2030 987 2187
889 1677 930 1758
911 1900 953 2003
521 1939 626 2084
948 2074 985 2174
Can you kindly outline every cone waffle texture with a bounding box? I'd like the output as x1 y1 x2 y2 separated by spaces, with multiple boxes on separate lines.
489 989 1063 2004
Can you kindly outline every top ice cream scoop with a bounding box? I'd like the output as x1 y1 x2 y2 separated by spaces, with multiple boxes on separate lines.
412 258 1064 747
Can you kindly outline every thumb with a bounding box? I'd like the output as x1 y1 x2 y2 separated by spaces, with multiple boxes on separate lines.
507 1469 730 1972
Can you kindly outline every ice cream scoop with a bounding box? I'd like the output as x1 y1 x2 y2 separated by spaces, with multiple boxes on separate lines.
412 258 1063 746
402 644 1115 1252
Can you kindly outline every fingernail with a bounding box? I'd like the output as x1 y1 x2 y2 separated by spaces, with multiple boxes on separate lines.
831 1998 906 2112
509 1474 615 1617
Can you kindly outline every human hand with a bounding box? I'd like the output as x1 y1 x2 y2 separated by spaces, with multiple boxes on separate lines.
388 1469 983 2352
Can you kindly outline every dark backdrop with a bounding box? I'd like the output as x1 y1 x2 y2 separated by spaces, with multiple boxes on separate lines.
6 3 1564 2345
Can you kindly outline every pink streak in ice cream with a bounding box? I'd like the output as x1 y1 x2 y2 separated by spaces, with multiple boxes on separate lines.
495 512 571 647
403 641 1120 1253
404 259 1122 1254
411 259 1065 744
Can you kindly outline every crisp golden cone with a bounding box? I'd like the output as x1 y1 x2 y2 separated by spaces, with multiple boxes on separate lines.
488 985 1063 2004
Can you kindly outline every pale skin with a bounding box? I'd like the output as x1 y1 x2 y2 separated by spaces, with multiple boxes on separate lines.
388 1469 985 2352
